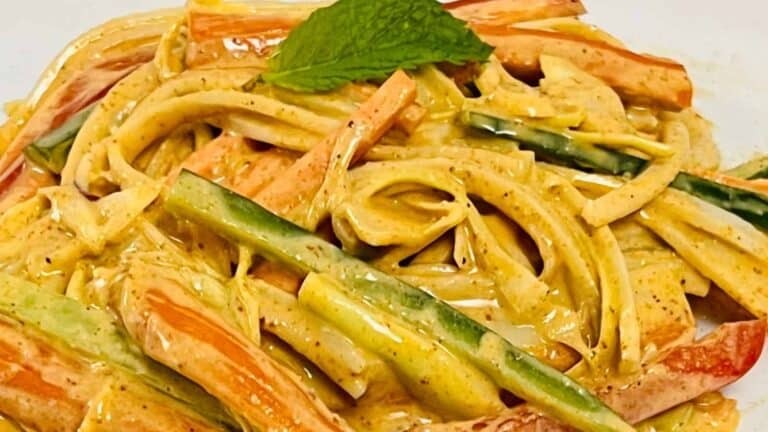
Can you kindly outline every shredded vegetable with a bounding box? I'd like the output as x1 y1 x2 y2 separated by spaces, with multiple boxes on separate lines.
0 1 764 431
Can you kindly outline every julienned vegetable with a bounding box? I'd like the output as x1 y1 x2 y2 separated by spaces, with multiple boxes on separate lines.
118 275 350 432
22 101 98 174
299 272 506 419
166 170 634 432
0 314 227 432
259 0 493 92
465 112 768 230
0 272 235 429
475 26 692 110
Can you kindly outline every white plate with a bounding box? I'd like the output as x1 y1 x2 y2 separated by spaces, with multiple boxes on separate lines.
1 1 766 429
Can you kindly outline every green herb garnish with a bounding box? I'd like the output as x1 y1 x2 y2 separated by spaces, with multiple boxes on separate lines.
260 0 493 92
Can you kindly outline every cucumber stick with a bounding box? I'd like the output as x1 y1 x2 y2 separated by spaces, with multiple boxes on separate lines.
166 170 633 432
0 273 235 429
299 272 505 419
23 102 98 173
468 113 647 177
466 112 768 230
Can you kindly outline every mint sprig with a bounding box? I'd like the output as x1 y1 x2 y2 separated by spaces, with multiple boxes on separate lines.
261 0 493 92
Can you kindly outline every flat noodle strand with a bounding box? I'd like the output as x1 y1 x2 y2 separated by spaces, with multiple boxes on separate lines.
582 121 689 226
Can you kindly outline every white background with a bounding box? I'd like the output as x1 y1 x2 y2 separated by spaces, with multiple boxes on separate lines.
0 0 766 429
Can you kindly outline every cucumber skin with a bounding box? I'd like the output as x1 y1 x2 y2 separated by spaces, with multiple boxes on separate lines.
671 172 768 229
23 102 98 173
467 112 768 230
466 111 647 177
166 170 633 432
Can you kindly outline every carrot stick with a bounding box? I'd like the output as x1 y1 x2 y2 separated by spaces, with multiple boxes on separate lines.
119 276 351 432
189 11 303 41
240 72 415 293
231 148 298 198
172 134 298 198
169 133 246 185
254 69 416 215
0 320 98 432
324 82 426 133
396 104 428 134
474 26 692 110
189 1 585 41
210 74 415 293
445 0 586 26
176 73 417 224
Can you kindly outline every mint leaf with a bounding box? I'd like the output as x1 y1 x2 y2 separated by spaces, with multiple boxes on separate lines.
261 0 493 92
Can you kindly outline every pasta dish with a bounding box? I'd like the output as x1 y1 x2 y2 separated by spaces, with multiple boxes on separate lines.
0 0 766 431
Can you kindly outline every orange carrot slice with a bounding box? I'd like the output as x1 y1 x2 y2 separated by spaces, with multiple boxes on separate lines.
231 148 298 198
169 133 246 185
255 69 416 215
189 11 301 41
0 320 100 432
238 72 415 291
119 276 350 432
474 26 692 110
172 134 298 198
445 0 586 26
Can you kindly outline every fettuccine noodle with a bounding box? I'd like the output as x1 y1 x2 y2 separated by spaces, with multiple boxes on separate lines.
0 2 765 432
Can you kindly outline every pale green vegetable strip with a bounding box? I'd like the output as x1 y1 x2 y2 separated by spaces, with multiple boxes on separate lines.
299 273 504 419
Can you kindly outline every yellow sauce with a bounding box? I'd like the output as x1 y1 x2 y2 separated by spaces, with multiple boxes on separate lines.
637 392 739 432
0 416 21 432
